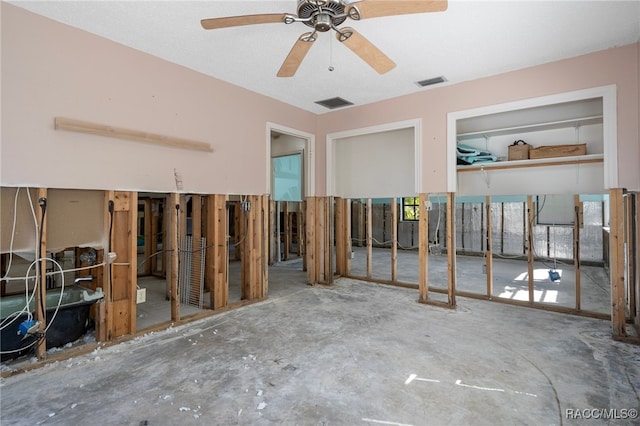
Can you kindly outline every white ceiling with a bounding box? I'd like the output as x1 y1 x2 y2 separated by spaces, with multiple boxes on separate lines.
9 0 640 114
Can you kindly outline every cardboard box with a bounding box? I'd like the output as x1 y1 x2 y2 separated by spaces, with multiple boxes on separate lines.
529 143 586 159
508 140 530 160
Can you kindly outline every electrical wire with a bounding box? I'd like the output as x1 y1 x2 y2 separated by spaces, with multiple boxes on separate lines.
1 187 21 281
0 257 66 357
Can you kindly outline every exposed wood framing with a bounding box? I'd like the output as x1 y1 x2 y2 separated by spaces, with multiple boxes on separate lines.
609 188 626 338
335 198 346 276
296 203 303 257
574 194 582 311
306 197 332 285
168 193 180 321
283 202 290 261
54 117 213 153
150 199 162 277
391 198 398 282
526 195 535 304
260 196 269 298
96 191 114 342
190 195 203 307
269 200 276 264
418 193 429 303
357 200 366 247
35 188 47 358
334 198 351 277
625 193 637 324
446 192 456 307
206 194 229 309
239 195 269 300
301 201 307 272
110 191 137 337
634 193 640 332
486 196 493 297
233 201 242 261
634 193 640 333
141 198 152 275
366 198 373 279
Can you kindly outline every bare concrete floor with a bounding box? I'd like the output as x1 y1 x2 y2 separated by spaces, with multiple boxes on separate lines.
1 277 638 425
349 247 611 314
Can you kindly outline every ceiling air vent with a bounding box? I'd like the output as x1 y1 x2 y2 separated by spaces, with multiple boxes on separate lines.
415 76 447 87
315 97 354 109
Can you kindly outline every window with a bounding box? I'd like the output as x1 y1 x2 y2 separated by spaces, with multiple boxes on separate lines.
402 197 420 221
272 153 303 201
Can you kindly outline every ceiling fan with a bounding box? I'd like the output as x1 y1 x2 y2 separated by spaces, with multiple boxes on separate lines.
201 0 448 77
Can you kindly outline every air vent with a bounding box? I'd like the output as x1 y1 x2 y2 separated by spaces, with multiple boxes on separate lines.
415 76 447 87
315 97 354 109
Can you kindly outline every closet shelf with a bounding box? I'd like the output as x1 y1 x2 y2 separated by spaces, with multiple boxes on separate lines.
457 115 603 141
457 153 604 172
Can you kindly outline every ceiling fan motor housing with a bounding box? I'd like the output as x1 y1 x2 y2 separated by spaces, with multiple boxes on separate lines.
297 0 347 32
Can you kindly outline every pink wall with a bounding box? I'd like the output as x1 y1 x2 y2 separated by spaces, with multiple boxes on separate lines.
317 42 640 194
0 4 316 195
2 4 638 197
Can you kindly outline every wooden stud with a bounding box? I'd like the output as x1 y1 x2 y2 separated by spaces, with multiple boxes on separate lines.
625 194 636 322
301 200 307 272
238 195 269 301
325 197 333 284
621 193 634 326
141 198 152 276
335 198 345 275
634 193 640 332
306 198 317 285
150 199 161 276
500 202 505 254
304 197 332 285
110 191 137 336
250 195 259 299
460 202 465 250
391 198 398 282
206 195 229 309
486 196 493 297
99 191 115 342
283 202 290 261
233 201 242 261
418 193 429 303
358 200 365 247
318 197 326 283
446 192 456 307
296 203 302 257
169 193 180 321
35 188 48 359
527 196 535 304
574 194 581 311
190 195 203 306
366 198 373 279
262 196 270 298
269 200 276 264
345 200 351 276
610 188 626 338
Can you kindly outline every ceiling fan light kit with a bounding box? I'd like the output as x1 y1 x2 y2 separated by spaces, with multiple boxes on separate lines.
201 0 448 77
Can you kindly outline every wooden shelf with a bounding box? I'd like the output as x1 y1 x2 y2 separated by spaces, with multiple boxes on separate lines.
457 115 603 141
457 154 604 173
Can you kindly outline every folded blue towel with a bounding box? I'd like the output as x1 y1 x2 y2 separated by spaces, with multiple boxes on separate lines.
456 143 497 164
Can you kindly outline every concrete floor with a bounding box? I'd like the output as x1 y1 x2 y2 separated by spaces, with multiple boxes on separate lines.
349 247 610 314
1 275 639 425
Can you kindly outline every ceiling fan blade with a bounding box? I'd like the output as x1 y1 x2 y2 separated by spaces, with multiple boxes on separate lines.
201 14 286 30
337 27 396 74
277 33 316 78
347 0 448 20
